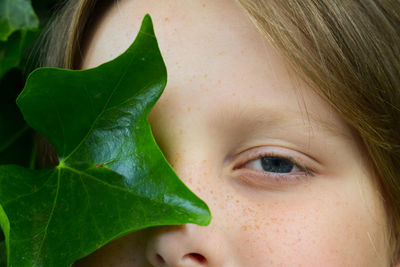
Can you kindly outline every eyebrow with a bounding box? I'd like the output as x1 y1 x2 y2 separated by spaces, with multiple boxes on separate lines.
214 103 353 142
304 109 355 140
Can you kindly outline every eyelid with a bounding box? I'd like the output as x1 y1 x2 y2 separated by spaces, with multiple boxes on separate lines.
231 146 318 188
233 146 316 171
242 155 304 174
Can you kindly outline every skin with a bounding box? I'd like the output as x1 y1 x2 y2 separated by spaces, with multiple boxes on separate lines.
74 0 394 266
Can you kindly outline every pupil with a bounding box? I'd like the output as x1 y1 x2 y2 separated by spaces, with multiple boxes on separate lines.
261 157 293 173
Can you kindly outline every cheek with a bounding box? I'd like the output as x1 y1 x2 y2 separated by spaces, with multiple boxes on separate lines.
228 181 388 266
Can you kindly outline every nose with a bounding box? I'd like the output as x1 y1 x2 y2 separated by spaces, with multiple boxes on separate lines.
145 223 230 266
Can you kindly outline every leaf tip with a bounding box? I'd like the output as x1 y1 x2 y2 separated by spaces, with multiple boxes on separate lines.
140 14 155 37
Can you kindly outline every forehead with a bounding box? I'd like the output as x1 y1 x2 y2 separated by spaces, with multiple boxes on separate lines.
81 0 352 143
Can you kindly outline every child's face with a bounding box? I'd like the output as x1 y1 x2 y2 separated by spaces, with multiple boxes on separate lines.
75 0 392 266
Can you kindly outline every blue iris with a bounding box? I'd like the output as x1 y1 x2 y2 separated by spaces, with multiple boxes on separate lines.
260 157 294 173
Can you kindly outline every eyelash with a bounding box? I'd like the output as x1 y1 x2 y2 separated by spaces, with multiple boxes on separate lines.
233 150 314 187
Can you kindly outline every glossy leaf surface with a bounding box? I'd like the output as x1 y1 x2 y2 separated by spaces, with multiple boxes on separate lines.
0 15 211 267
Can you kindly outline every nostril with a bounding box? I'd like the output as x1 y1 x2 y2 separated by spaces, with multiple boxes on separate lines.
156 253 166 263
184 253 208 264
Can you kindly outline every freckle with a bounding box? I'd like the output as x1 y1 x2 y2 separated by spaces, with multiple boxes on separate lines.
210 190 214 194
236 200 240 204
255 225 260 230
275 228 280 233
232 93 236 96
240 49 244 54
218 51 224 55
202 159 207 164
217 80 221 85
187 107 191 112
204 73 208 78
164 17 169 22
241 225 248 231
202 3 206 7
188 178 193 183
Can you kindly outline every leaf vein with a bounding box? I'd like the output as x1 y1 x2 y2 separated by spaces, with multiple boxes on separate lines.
63 166 163 204
32 168 61 266
61 65 132 163
78 176 106 241
1 171 55 206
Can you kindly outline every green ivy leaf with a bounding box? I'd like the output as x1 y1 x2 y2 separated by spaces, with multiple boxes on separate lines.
0 15 211 267
0 0 39 41
0 29 40 79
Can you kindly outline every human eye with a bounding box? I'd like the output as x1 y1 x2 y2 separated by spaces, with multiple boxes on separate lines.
232 147 315 188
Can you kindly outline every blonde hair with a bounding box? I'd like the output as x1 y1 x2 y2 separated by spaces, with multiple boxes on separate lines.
40 0 400 263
